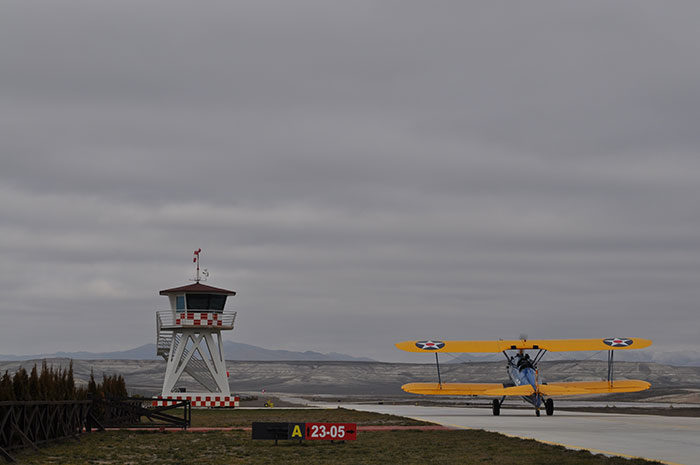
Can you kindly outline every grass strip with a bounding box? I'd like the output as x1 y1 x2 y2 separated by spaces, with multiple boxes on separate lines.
11 409 662 465
187 407 430 427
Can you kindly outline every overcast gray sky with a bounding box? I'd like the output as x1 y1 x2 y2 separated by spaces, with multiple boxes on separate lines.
1 1 699 362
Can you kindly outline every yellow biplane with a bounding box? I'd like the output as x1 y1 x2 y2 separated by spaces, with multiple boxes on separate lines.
396 337 652 416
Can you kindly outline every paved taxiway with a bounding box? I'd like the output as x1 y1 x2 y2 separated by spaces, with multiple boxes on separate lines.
298 400 700 465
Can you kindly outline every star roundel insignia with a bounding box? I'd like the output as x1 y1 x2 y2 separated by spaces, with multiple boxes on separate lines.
603 338 633 347
415 340 446 350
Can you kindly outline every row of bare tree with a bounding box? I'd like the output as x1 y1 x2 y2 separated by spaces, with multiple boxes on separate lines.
0 361 127 401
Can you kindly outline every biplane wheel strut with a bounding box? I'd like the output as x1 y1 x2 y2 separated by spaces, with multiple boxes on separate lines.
492 396 505 416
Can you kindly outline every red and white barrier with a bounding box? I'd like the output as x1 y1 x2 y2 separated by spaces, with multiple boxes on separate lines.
153 395 240 407
174 312 223 327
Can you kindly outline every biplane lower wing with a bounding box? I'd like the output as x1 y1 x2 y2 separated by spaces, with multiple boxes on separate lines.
402 380 650 397
396 338 652 353
401 383 506 396
541 380 651 395
402 383 539 396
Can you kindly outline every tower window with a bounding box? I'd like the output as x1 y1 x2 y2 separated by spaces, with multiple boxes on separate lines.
186 294 227 311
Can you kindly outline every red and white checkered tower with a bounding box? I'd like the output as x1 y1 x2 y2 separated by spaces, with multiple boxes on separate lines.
155 249 239 407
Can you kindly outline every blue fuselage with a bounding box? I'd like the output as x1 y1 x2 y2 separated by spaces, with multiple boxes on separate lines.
507 362 541 408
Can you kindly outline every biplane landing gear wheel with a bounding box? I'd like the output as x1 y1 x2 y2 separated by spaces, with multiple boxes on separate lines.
545 398 554 416
535 408 540 417
492 399 500 416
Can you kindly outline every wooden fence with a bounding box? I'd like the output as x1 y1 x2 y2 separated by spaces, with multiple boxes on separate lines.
0 398 190 462
91 397 191 430
0 400 92 463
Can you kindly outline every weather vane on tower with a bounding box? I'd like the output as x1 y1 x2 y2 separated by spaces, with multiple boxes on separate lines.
192 248 209 283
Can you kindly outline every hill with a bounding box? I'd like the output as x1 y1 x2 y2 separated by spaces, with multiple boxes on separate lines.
1 359 698 401
0 341 374 362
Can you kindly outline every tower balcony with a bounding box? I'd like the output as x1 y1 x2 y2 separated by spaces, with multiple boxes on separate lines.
156 310 236 331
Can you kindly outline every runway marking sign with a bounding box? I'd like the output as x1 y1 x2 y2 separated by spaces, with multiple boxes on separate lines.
306 423 357 441
252 422 357 442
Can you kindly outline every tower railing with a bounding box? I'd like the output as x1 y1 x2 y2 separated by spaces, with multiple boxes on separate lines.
156 310 236 329
155 310 236 357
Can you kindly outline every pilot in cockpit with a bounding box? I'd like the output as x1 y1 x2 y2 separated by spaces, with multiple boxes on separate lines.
515 353 534 371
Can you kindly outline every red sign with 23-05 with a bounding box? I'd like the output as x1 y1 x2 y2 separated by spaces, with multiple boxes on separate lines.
305 422 357 441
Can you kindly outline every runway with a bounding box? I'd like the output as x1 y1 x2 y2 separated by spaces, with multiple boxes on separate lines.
298 400 700 465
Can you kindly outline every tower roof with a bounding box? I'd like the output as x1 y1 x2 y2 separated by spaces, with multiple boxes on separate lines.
159 282 236 296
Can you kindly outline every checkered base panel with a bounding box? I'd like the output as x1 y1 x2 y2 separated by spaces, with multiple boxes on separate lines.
153 395 240 407
174 312 223 327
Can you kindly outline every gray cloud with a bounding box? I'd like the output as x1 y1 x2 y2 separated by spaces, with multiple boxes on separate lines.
1 1 699 361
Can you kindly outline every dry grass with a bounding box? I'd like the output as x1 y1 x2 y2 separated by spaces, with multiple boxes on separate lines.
187 407 429 427
11 409 662 465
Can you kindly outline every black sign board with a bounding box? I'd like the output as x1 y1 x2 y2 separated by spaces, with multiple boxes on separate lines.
252 422 305 441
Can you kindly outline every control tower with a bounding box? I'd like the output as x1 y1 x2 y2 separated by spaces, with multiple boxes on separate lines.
155 249 239 407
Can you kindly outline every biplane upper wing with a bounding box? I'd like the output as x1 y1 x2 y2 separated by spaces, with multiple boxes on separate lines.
402 380 651 397
396 337 652 353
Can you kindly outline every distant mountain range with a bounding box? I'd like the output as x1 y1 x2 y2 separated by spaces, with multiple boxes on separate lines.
0 341 375 363
1 343 699 366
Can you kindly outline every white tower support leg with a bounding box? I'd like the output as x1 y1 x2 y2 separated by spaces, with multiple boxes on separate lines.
205 331 230 396
162 333 187 395
161 329 230 397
